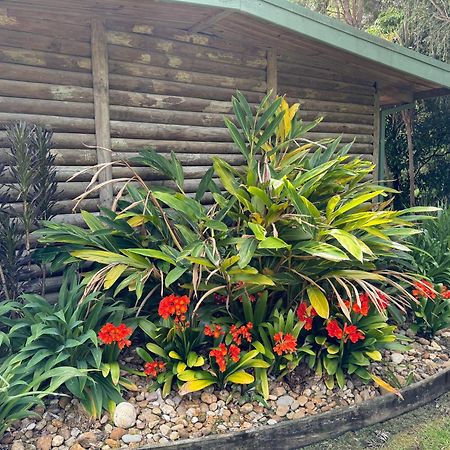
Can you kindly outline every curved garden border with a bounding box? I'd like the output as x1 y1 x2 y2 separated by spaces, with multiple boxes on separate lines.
141 366 450 450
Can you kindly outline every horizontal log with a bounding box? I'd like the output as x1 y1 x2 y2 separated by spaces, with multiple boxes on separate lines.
279 73 374 97
110 121 231 141
106 30 266 69
288 97 374 115
278 59 375 88
312 122 373 135
300 111 373 125
109 73 263 103
279 84 374 106
0 182 98 201
0 132 96 149
0 8 91 41
0 28 91 57
108 46 266 81
112 178 220 195
110 105 231 127
107 19 266 57
109 89 238 113
109 60 267 92
0 79 93 102
4 198 99 215
0 113 95 133
110 139 237 153
0 62 92 87
0 96 94 118
0 45 91 72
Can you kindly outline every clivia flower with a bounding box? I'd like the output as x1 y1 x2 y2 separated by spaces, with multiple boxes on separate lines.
230 322 253 345
273 332 297 355
376 290 390 310
144 360 166 377
204 324 224 339
441 286 450 299
412 280 436 300
352 293 370 316
98 323 132 350
158 294 190 320
326 320 364 344
210 343 241 372
297 302 317 330
326 320 343 340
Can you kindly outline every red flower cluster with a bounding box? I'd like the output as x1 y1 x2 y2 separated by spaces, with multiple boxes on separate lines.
326 320 365 344
210 343 241 372
352 293 370 316
297 302 317 330
412 280 436 300
204 324 224 339
441 286 450 299
230 322 253 345
377 291 390 310
273 332 297 355
158 294 190 321
144 360 166 377
98 323 132 350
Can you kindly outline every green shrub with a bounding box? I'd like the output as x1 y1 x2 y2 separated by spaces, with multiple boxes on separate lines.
4 268 137 417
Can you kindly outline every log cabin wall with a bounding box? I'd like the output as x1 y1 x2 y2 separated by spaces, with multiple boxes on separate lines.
0 4 378 294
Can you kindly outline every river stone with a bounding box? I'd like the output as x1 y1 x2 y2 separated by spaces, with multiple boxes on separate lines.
391 353 405 364
36 435 52 450
122 434 142 444
277 395 295 407
113 402 137 429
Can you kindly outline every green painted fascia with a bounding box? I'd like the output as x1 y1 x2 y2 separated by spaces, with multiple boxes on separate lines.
166 0 450 89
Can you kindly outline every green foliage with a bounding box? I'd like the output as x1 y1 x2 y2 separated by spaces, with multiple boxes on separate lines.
406 205 450 285
0 363 83 438
3 268 136 417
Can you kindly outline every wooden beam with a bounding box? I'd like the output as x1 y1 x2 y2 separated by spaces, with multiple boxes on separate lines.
188 10 234 33
91 18 113 207
373 88 380 183
267 47 277 100
414 87 450 101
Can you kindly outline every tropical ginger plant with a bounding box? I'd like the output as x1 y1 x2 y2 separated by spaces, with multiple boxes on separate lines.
37 92 434 320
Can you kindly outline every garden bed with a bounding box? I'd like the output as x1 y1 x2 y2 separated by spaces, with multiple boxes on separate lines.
2 329 450 450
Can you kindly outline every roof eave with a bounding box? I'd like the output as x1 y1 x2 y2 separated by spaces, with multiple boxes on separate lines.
163 0 450 90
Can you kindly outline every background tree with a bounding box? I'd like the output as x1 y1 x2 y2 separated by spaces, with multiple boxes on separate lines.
293 0 450 206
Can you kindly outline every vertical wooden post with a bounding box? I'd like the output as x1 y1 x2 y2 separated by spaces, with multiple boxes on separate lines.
373 88 380 183
91 18 113 207
266 48 278 100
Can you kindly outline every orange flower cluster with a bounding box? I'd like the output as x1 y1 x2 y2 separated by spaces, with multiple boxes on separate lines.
144 360 166 377
204 324 224 339
158 294 190 321
352 293 370 316
230 322 253 345
441 286 450 299
297 302 317 330
412 280 436 300
326 320 365 344
273 332 297 355
98 323 132 350
210 343 241 372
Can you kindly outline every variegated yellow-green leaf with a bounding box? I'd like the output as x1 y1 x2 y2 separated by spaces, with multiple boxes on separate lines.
104 264 128 289
168 351 182 360
226 370 254 384
110 362 120 386
307 287 329 319
193 356 205 367
179 379 216 395
365 350 382 361
176 362 187 374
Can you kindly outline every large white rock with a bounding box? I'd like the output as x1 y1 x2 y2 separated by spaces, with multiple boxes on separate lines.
113 402 137 429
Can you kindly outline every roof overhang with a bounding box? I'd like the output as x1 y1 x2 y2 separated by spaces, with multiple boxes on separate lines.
161 0 450 105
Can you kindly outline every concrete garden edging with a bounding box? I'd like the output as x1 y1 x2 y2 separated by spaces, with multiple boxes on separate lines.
141 367 450 450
